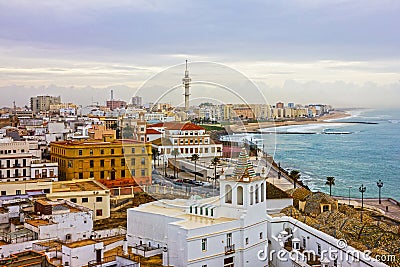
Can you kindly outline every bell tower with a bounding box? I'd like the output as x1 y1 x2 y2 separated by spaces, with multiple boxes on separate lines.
220 148 267 209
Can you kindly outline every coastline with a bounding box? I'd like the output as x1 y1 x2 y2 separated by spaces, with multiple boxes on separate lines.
229 110 351 133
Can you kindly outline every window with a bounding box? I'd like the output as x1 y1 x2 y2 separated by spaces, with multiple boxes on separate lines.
142 147 145 153
225 184 232 204
201 238 207 251
226 233 232 247
131 169 135 176
131 148 135 153
96 197 102 202
121 170 125 178
250 186 254 205
111 159 115 167
100 149 104 155
141 169 146 176
100 171 104 179
1 191 6 196
121 158 125 166
302 237 306 248
131 158 135 165
100 160 104 167
78 150 82 155
66 234 71 240
90 149 93 155
16 190 21 195
141 158 145 165
70 198 77 203
90 160 94 168
245 237 249 245
43 189 50 194
111 149 114 154
255 184 259 203
96 209 103 216
237 186 243 205
317 243 321 256
259 232 263 240
79 173 83 179
82 198 88 203
90 172 94 178
322 205 330 212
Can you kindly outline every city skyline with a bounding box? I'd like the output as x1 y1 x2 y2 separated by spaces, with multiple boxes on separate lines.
0 0 399 107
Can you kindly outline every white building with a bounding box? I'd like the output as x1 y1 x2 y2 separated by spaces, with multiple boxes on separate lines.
127 148 271 267
149 122 223 160
126 148 388 267
30 161 58 181
0 138 32 182
24 199 93 242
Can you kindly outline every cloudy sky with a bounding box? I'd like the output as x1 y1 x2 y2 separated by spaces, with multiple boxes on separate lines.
0 0 399 108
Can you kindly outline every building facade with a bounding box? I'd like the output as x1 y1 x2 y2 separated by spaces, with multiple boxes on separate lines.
0 139 32 182
149 122 223 160
30 95 61 114
50 139 152 186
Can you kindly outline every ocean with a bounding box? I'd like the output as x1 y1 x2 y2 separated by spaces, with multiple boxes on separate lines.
258 109 400 200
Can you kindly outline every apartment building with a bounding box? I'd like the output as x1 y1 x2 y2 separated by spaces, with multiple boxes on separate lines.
50 138 152 186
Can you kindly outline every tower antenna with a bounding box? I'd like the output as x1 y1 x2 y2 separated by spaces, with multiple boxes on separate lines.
182 60 191 111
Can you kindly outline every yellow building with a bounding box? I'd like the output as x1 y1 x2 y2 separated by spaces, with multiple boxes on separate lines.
50 139 152 186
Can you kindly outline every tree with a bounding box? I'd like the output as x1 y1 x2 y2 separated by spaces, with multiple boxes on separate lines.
171 148 180 179
289 170 301 189
211 157 220 188
326 176 335 196
190 154 200 181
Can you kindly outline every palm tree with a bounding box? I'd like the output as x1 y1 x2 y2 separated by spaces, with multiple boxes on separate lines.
190 154 200 181
289 170 301 189
171 148 179 179
211 157 220 188
326 176 335 196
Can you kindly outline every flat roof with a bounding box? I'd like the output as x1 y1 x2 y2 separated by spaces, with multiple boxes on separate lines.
25 219 54 227
51 139 146 146
52 179 107 192
132 198 235 230
64 239 97 248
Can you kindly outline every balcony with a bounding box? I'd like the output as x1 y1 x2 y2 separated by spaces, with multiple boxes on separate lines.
225 244 235 255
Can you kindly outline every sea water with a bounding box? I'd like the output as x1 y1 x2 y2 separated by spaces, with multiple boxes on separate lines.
259 109 400 200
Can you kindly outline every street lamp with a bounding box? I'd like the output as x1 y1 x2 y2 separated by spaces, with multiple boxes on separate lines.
359 184 366 222
377 180 384 204
347 186 352 205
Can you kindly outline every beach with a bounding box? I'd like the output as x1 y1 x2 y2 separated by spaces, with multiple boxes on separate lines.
229 110 350 133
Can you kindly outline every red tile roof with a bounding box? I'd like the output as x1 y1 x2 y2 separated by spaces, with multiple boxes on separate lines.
147 122 205 131
146 128 162 135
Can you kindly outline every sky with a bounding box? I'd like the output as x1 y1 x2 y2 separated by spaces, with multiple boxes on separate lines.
0 0 399 108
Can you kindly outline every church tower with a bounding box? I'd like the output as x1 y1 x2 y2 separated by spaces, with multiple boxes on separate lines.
219 148 267 211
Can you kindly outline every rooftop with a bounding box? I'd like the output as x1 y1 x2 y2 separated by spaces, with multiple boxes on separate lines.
52 179 107 192
25 219 54 227
148 122 205 131
64 239 97 248
51 138 146 146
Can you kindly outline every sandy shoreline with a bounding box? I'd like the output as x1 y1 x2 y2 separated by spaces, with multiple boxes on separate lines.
229 111 351 133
